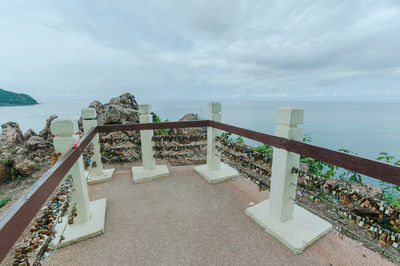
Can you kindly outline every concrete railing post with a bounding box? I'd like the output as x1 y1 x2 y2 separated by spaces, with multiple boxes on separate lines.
139 104 156 171
207 102 222 171
246 107 332 254
50 118 106 247
81 108 115 184
51 119 90 224
132 104 169 183
269 107 303 222
194 102 238 183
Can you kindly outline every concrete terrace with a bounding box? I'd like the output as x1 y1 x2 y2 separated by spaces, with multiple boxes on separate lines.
44 164 393 266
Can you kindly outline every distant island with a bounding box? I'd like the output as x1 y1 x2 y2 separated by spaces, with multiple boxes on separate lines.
0 88 38 106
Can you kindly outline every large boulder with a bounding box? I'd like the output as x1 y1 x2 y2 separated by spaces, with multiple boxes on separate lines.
108 93 138 109
88 92 139 125
12 155 39 176
39 115 58 140
25 136 49 151
23 128 37 140
0 122 25 150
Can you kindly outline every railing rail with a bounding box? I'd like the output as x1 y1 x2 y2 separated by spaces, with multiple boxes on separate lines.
209 120 400 185
1 119 399 262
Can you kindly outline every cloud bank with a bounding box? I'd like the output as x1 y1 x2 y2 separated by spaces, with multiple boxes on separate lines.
1 0 400 102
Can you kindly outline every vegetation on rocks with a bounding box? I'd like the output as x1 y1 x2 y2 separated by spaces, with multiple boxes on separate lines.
0 88 38 106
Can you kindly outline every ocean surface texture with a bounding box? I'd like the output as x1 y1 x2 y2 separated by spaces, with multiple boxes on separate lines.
0 100 398 186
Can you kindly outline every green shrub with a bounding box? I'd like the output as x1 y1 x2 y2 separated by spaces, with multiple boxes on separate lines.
377 152 400 207
153 116 170 135
0 196 12 208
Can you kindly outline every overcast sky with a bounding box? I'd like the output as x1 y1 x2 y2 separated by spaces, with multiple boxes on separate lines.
1 0 400 103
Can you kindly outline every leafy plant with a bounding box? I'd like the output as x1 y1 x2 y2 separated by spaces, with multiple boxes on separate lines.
194 113 204 120
235 136 244 143
0 196 12 208
153 116 170 135
221 132 233 141
255 144 273 156
302 134 312 143
377 152 400 207
299 135 338 178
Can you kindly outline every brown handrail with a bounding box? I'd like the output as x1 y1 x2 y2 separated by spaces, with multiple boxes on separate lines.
1 119 399 263
209 121 400 185
95 120 209 133
0 127 97 262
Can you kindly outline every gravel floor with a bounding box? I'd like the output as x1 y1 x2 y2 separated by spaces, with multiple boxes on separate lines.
41 165 394 266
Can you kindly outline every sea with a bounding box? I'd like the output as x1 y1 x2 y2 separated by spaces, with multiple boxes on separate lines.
0 98 399 186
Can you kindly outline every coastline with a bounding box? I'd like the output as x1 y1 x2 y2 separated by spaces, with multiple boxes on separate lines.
0 103 40 107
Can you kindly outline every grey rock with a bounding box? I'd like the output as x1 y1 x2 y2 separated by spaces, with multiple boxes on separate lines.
23 128 37 140
39 115 58 140
0 122 25 150
12 155 39 176
25 136 48 151
87 93 139 125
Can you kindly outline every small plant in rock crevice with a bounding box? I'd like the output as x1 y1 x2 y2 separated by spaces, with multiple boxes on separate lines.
153 116 170 135
0 196 12 208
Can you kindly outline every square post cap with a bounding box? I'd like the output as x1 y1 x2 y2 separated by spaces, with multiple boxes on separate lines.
139 104 151 115
276 107 304 126
50 118 79 135
208 102 221 113
81 108 97 119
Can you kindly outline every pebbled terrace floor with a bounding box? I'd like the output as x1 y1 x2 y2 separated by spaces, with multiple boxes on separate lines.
42 164 393 266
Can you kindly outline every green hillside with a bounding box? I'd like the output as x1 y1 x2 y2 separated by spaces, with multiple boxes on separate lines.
0 89 38 106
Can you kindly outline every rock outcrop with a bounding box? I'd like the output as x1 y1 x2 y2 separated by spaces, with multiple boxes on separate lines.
0 121 54 182
88 93 139 125
39 115 58 140
25 136 49 151
23 129 37 140
12 155 39 176
0 122 25 150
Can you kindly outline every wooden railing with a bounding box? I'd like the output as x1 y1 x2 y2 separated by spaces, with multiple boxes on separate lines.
0 119 399 262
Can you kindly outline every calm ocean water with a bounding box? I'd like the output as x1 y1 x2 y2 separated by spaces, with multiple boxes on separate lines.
0 99 399 186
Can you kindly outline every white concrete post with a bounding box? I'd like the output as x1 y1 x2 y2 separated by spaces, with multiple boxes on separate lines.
246 107 332 254
269 107 303 222
50 118 107 247
82 108 103 177
194 102 238 183
207 102 222 171
139 104 156 171
81 108 115 184
51 118 90 224
131 104 169 183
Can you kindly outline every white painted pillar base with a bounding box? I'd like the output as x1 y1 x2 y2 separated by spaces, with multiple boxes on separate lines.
85 168 114 184
246 200 332 254
82 108 115 184
50 118 106 247
245 107 331 254
194 163 238 184
132 104 169 183
53 198 107 248
132 165 170 183
194 102 238 183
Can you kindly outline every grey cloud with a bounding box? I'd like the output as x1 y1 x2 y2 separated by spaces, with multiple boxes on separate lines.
0 0 400 102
